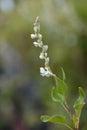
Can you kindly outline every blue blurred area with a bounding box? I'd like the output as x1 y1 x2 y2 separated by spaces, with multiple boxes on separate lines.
0 0 15 13
0 0 87 130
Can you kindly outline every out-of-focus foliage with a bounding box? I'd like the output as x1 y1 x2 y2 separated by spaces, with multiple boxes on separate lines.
0 0 87 130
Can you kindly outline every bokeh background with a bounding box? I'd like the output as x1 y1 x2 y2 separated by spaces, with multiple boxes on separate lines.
0 0 87 130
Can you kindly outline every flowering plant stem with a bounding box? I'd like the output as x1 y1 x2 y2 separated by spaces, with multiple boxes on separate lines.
31 16 85 130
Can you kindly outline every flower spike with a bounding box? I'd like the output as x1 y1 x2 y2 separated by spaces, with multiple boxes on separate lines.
31 17 54 77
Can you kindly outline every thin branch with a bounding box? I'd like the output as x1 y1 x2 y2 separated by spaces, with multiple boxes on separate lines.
65 124 74 130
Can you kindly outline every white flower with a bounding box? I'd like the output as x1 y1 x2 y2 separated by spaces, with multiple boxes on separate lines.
38 34 42 40
39 52 45 59
43 45 48 52
33 42 40 47
40 67 52 77
31 17 54 78
44 52 47 57
45 57 50 65
37 40 43 47
31 34 37 39
39 52 47 59
40 67 46 76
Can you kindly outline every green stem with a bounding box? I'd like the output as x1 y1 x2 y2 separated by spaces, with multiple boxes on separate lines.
62 103 72 121
52 74 75 129
65 124 74 130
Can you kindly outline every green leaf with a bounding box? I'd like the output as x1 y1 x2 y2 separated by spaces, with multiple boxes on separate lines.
61 67 66 81
51 87 65 104
74 97 85 110
55 77 67 95
73 87 85 128
79 87 85 98
74 87 85 110
41 115 66 124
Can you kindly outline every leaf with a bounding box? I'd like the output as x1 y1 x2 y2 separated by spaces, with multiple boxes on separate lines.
74 97 85 110
61 67 66 81
74 87 85 110
51 87 65 104
41 115 66 124
54 77 67 95
73 87 85 128
79 87 85 98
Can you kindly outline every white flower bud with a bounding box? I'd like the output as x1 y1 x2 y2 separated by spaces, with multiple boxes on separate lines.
40 67 52 77
38 34 42 40
33 42 40 47
43 45 48 52
40 67 46 76
37 40 43 47
45 57 49 65
34 25 40 33
39 52 45 59
45 67 52 77
31 34 37 39
44 52 47 57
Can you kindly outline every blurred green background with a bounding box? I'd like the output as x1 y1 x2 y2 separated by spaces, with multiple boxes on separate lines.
0 0 87 130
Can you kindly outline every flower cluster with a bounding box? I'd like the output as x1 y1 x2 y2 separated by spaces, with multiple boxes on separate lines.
31 16 53 77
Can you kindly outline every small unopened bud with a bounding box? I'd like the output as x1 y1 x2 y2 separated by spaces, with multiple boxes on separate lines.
34 25 40 33
45 57 50 65
38 34 42 40
43 45 48 52
39 52 45 59
31 34 37 39
33 42 40 47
